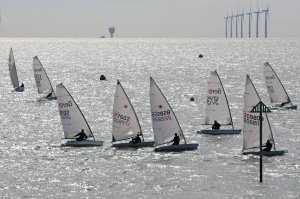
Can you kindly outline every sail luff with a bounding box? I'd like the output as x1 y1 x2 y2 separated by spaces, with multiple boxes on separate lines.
150 77 186 145
112 80 142 142
243 75 275 151
215 70 234 129
8 48 20 88
33 56 55 96
263 62 291 104
57 83 95 140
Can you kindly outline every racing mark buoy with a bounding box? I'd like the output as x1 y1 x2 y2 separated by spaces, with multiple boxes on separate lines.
190 96 195 102
100 74 107 81
198 54 203 58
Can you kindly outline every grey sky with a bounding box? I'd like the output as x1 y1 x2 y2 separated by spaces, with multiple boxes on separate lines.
0 0 299 38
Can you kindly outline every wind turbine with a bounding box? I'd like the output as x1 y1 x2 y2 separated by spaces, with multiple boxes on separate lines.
262 4 270 38
240 9 245 38
246 5 253 38
229 12 234 38
254 6 263 38
224 12 229 38
235 10 239 38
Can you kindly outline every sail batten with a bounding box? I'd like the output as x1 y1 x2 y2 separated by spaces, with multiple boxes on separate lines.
150 77 186 146
112 80 142 142
33 56 55 96
56 83 94 140
243 75 274 150
204 70 233 128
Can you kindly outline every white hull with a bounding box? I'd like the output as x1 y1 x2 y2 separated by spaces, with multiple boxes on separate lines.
270 104 297 110
242 150 287 156
61 140 104 147
155 143 198 152
197 129 241 135
112 141 155 148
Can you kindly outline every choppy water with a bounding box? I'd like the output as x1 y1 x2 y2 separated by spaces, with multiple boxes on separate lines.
0 38 299 198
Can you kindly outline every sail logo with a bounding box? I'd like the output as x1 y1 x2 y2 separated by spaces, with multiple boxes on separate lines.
113 111 130 126
243 113 263 126
208 88 221 95
207 96 219 105
59 101 73 108
266 75 275 80
152 110 172 122
60 110 71 119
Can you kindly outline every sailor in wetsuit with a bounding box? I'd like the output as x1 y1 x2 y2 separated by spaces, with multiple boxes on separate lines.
75 129 88 141
262 139 272 152
172 133 180 145
212 120 221 130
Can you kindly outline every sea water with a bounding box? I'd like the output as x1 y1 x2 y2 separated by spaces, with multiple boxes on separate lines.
0 38 299 198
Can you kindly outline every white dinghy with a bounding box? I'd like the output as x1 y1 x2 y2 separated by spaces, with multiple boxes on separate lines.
112 80 154 148
33 56 57 100
242 75 286 156
150 77 198 152
8 48 24 92
56 83 103 147
197 70 241 135
263 62 297 110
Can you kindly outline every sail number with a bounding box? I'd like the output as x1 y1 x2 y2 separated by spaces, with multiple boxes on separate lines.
113 112 130 126
152 110 172 122
243 113 263 126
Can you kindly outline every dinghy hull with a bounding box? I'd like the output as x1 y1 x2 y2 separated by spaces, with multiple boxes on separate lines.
197 129 241 135
112 141 155 148
155 143 198 152
270 105 297 110
242 150 287 156
61 140 104 147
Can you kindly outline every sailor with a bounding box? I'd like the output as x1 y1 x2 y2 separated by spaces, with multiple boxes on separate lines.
212 120 221 130
130 134 141 144
74 129 88 141
172 133 180 145
262 139 272 152
20 83 24 87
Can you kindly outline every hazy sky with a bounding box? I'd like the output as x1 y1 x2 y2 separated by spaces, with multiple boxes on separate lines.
0 0 299 38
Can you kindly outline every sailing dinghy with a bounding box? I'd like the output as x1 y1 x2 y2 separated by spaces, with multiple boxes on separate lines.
197 70 241 135
263 62 297 110
8 48 24 92
33 56 57 100
112 80 154 147
150 77 198 152
242 75 286 156
56 83 103 147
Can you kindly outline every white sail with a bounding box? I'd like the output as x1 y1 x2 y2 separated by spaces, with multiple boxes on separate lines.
112 80 142 141
33 56 55 96
56 83 93 139
243 75 273 150
8 48 20 88
263 62 290 104
204 70 233 125
150 77 185 146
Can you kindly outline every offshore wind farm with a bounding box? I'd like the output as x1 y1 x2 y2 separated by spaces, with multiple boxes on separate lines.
224 3 270 38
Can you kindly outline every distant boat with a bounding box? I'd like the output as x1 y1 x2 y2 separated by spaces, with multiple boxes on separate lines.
56 83 103 147
197 70 241 135
263 62 297 110
8 48 24 92
150 77 198 152
112 80 154 147
242 75 286 156
33 56 57 100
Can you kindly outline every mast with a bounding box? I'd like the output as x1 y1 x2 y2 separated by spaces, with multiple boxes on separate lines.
116 80 143 141
34 56 55 95
247 75 276 150
215 70 234 129
265 62 292 104
60 83 95 140
150 77 187 145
